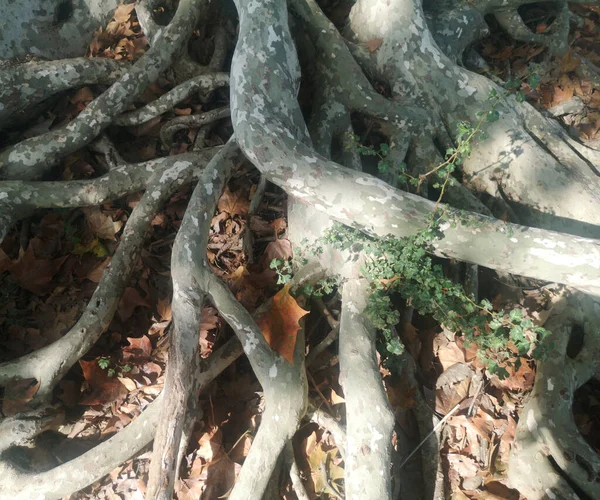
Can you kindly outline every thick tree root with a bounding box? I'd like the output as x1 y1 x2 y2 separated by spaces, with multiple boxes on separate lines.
0 153 212 404
147 141 240 499
339 277 395 499
508 291 600 499
0 57 127 129
0 0 204 181
0 336 243 500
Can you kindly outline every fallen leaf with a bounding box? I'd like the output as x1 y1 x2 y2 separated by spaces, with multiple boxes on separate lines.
1 378 40 416
0 246 67 295
308 444 344 493
117 377 137 391
217 186 250 216
489 358 535 391
270 217 287 235
330 387 345 405
85 257 111 283
79 359 128 405
262 238 293 266
255 285 308 364
117 287 150 321
365 38 383 52
157 297 172 321
122 335 152 361
82 207 123 241
113 2 135 24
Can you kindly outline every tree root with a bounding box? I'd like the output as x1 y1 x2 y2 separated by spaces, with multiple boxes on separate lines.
159 106 231 148
339 277 396 499
0 0 205 181
231 0 600 295
114 73 229 127
508 291 600 499
0 57 127 129
0 150 218 241
0 335 244 500
146 141 240 499
0 153 212 404
348 0 600 236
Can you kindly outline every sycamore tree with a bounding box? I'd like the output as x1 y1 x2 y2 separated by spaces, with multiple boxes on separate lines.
1 0 600 499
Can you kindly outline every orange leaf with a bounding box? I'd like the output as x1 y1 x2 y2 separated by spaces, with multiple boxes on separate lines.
79 359 128 405
1 378 40 416
365 38 383 52
122 335 152 361
256 285 308 364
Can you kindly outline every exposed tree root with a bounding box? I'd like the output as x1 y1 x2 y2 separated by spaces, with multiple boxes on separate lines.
339 277 395 499
0 0 204 181
1 0 600 498
508 291 600 499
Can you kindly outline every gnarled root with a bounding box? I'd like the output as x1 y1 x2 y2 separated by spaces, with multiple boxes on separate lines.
508 291 600 499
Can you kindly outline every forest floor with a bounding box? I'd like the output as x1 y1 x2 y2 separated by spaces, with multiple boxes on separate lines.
1 3 600 499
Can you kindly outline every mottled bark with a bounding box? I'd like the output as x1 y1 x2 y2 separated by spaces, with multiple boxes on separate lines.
509 292 600 499
1 0 600 497
0 0 206 181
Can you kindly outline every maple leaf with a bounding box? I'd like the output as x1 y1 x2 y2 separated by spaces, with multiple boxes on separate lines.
217 186 250 216
0 246 67 295
82 207 123 240
79 359 128 405
255 285 308 364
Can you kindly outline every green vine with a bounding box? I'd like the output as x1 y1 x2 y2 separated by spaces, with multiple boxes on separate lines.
270 74 547 378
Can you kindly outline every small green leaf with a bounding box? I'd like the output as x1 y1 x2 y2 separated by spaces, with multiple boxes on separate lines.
486 110 500 122
509 309 523 322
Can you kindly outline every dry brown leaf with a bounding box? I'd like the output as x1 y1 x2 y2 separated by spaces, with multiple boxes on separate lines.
1 378 40 416
82 207 123 240
117 287 150 321
270 217 287 235
122 335 152 361
117 377 137 391
113 2 135 24
255 285 308 364
262 238 293 265
330 387 345 405
365 38 383 52
229 434 253 464
1 246 67 295
79 359 128 405
489 358 535 392
559 50 581 73
157 297 172 321
217 186 250 215
85 257 111 283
